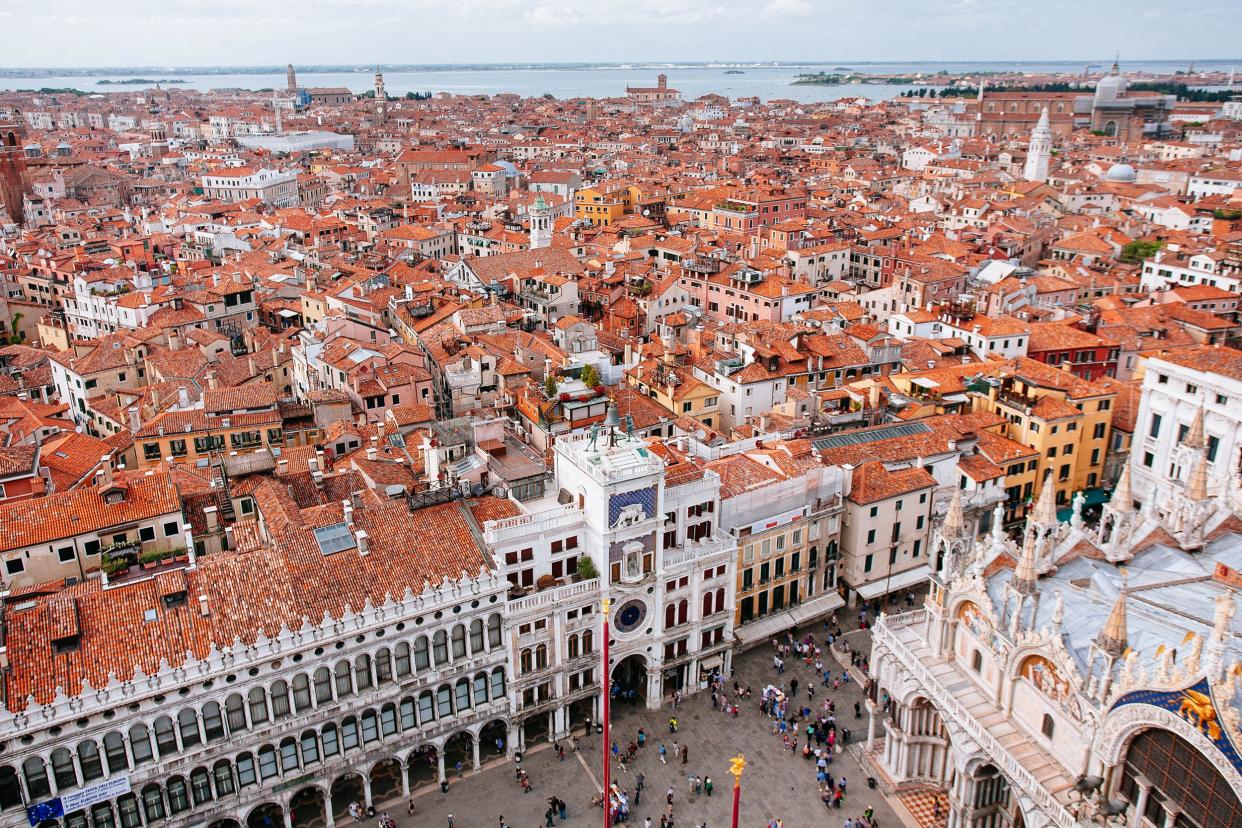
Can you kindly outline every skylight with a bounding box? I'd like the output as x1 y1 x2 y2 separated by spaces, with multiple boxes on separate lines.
314 522 356 556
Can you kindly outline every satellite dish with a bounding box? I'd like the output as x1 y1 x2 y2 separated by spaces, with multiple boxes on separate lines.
471 483 487 496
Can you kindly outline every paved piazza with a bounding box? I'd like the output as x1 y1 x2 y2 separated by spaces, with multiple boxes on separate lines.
354 627 906 828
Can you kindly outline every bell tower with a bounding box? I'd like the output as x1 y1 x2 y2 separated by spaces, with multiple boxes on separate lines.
529 194 552 250
1024 107 1052 182
374 68 387 124
0 116 30 225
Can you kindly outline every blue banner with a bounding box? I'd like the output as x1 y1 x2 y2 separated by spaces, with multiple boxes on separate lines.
26 798 64 826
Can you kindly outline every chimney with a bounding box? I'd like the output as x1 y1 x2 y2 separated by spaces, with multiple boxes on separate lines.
224 526 234 550
204 505 219 531
356 529 369 556
99 455 114 487
277 458 289 474
198 595 210 616
343 498 355 529
178 386 190 408
206 371 217 390
366 444 378 461
168 328 181 351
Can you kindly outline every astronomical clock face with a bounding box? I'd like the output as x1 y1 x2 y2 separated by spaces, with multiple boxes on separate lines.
613 598 648 635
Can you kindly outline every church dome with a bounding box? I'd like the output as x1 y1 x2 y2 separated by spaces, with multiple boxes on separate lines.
1105 162 1136 183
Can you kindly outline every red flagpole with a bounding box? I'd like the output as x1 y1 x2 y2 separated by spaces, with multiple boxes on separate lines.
729 754 746 828
602 598 611 828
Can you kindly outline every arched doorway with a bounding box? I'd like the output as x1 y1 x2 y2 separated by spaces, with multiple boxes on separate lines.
209 820 242 828
611 654 647 704
289 788 328 828
406 746 438 789
370 759 402 804
329 774 364 822
443 732 473 778
247 804 283 828
522 712 549 745
480 720 508 761
1118 727 1242 826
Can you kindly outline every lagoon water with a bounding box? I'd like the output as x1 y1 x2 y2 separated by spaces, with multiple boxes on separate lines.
1 60 1237 103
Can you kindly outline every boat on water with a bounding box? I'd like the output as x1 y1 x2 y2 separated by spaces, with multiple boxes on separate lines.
724 70 745 75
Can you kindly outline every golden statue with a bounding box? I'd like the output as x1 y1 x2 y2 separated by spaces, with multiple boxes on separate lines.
1179 689 1221 741
729 754 746 779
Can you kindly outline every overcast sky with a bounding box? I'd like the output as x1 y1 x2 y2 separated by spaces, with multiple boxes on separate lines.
1 0 1238 67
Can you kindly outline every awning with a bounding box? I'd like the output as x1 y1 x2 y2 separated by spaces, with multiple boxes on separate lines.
854 565 930 601
734 592 846 645
786 591 845 625
1056 488 1110 522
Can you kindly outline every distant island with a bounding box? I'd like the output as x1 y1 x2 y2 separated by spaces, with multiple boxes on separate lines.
96 78 187 85
723 69 745 75
791 73 851 85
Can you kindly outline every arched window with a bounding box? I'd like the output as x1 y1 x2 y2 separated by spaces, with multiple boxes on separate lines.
225 693 247 732
677 599 688 625
313 667 332 703
582 630 593 654
178 708 201 748
166 776 190 814
520 649 533 674
354 654 373 691
361 710 380 743
202 701 225 741
116 795 141 828
341 717 360 750
535 643 548 670
77 740 104 782
451 625 467 659
375 648 393 684
141 783 166 821
321 724 340 758
1041 714 1055 739
473 673 489 704
0 766 20 810
270 680 291 718
487 613 502 648
103 732 129 773
334 660 353 697
279 738 299 772
469 619 485 653
380 704 398 737
256 746 279 779
665 603 676 628
436 685 453 717
50 748 77 790
413 636 431 671
418 691 435 722
490 667 506 698
455 678 472 711
152 716 178 758
702 592 714 616
394 642 412 677
715 587 725 611
432 630 449 665
189 768 213 805
291 674 312 712
300 730 320 764
567 634 579 659
91 803 115 828
248 686 269 725
129 724 154 765
400 697 417 729
235 753 257 787
212 760 235 796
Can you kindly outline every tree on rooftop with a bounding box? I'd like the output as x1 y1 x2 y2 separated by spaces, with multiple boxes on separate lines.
579 363 600 388
1120 240 1163 263
544 375 559 398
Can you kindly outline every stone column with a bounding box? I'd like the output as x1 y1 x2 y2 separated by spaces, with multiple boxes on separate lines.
437 750 446 783
1130 775 1152 828
865 702 878 749
1162 806 1181 828
283 809 294 828
471 737 481 771
324 798 336 828
363 774 373 809
401 761 410 798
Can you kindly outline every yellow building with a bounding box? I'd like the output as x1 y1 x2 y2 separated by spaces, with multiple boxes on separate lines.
574 184 633 226
972 357 1116 514
625 353 720 430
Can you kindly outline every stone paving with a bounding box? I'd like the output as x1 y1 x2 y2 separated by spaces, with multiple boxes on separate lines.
367 617 915 828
